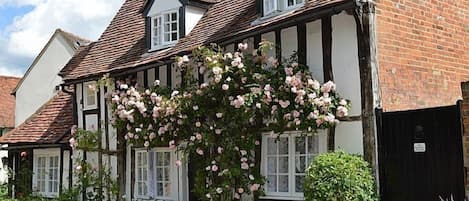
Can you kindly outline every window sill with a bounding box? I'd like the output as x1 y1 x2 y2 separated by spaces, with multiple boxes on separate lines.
260 195 305 200
255 5 304 26
149 43 177 53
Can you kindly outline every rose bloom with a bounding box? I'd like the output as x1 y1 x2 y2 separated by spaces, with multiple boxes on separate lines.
250 184 260 192
222 84 229 91
211 165 219 172
241 162 249 170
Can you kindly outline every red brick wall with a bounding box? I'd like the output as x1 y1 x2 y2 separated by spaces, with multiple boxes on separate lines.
460 82 469 192
376 0 469 111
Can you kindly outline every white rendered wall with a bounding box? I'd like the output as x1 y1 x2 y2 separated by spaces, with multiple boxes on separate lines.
280 26 297 61
335 121 363 154
261 31 276 58
306 20 324 83
331 12 361 116
15 34 75 126
147 0 182 17
185 6 205 35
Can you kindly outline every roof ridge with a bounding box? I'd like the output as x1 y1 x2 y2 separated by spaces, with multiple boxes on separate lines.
57 28 92 47
0 75 21 79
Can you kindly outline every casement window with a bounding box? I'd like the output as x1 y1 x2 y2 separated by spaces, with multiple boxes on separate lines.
33 151 60 197
285 0 304 9
83 81 98 110
264 0 278 15
134 149 181 200
261 132 326 200
151 11 179 50
263 0 304 16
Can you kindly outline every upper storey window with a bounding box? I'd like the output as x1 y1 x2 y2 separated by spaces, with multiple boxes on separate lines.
263 0 304 16
151 10 179 50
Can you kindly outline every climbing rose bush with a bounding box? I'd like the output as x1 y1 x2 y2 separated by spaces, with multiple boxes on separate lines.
110 42 351 200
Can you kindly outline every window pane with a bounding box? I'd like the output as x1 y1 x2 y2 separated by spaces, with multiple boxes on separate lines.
278 137 288 154
156 167 163 181
267 175 276 192
296 136 306 154
164 24 170 32
171 33 178 41
171 13 177 21
267 157 277 174
278 157 288 173
295 156 306 173
164 167 170 181
278 175 289 192
164 33 170 42
288 0 294 6
295 175 305 192
164 182 171 196
164 14 170 21
267 138 277 155
171 22 177 31
156 182 163 196
164 152 170 166
308 135 319 154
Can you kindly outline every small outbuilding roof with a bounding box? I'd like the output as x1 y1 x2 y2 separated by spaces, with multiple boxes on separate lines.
0 91 73 145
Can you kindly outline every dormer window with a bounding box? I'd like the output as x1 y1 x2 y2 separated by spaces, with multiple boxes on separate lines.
263 0 304 16
151 10 179 50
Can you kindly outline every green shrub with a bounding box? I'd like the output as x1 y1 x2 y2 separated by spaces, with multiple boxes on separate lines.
304 151 377 201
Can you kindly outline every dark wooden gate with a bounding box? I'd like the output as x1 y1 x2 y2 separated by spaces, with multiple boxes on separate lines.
376 104 465 201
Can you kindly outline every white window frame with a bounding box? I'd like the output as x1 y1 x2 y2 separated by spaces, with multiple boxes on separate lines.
260 131 327 200
32 149 60 198
284 0 304 10
83 81 98 110
134 148 181 200
263 0 304 17
150 10 179 51
263 0 278 15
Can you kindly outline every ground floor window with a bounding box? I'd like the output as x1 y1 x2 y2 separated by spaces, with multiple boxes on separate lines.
33 149 60 197
134 148 180 200
261 131 327 199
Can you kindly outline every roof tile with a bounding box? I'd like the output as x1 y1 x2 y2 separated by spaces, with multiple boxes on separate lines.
0 76 20 128
60 0 351 81
0 91 73 144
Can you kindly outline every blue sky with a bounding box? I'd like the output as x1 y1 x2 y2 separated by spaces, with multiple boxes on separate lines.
0 0 124 77
0 5 33 31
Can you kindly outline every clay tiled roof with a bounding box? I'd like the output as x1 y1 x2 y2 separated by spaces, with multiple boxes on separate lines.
0 76 20 128
0 92 73 144
60 0 352 81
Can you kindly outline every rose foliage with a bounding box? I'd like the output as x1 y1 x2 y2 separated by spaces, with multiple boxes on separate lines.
110 42 351 200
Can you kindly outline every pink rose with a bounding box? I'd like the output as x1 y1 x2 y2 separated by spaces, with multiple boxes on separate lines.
250 184 260 192
211 165 219 172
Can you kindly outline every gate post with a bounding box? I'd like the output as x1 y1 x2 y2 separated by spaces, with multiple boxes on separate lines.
460 81 469 194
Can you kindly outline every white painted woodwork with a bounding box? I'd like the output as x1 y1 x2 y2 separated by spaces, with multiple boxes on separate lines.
146 0 182 17
76 83 83 129
62 150 70 189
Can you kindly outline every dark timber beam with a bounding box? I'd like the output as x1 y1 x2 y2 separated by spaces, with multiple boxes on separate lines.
354 2 379 182
297 23 307 66
321 15 336 152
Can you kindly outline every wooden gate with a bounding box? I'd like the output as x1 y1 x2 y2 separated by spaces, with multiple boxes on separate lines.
376 104 465 201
